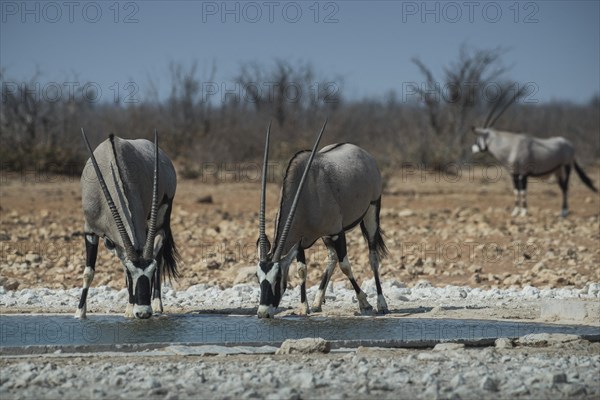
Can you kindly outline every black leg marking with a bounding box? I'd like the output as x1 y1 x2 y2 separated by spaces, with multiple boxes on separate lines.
126 271 134 305
333 232 347 262
512 174 520 190
297 248 306 264
521 175 528 209
560 165 571 211
153 247 164 301
77 288 89 309
349 278 361 294
85 236 99 269
76 233 98 317
512 174 521 207
300 282 307 304
296 248 308 308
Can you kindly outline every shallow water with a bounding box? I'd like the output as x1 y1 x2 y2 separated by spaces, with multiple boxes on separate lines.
1 314 598 348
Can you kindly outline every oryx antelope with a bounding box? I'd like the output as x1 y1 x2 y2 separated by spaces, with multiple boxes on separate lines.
256 121 389 318
472 91 598 217
77 129 179 319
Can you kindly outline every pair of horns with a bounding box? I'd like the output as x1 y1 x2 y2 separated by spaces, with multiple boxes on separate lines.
483 85 528 128
81 128 159 262
259 120 328 262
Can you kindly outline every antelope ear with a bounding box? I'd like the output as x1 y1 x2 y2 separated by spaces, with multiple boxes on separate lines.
472 126 485 135
256 237 272 255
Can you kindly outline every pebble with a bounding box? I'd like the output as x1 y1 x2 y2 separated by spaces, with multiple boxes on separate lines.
481 376 499 392
551 372 568 384
433 343 465 351
276 338 330 355
495 338 513 349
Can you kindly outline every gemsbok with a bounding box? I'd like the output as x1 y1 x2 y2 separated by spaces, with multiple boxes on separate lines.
256 121 389 318
77 129 179 319
472 91 597 217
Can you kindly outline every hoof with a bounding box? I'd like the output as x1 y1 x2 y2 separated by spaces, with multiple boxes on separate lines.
561 209 569 218
296 303 310 316
376 307 389 315
124 303 134 318
357 291 373 314
152 298 163 314
359 306 375 316
519 208 528 217
359 303 374 312
311 303 323 313
376 295 389 314
74 307 87 319
511 207 520 217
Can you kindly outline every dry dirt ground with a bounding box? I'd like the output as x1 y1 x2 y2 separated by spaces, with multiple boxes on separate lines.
1 164 598 293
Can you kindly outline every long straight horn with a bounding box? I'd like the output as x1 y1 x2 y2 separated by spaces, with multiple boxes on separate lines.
259 121 271 262
272 119 327 261
483 88 509 128
81 128 136 261
143 129 160 260
488 85 528 128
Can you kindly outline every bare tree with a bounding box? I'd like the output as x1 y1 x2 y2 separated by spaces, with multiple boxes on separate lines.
411 45 510 144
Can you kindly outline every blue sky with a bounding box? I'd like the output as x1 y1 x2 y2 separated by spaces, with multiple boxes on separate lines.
1 1 599 104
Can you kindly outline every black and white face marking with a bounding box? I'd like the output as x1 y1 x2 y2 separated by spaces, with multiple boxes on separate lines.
472 130 489 153
256 261 283 319
124 259 157 319
256 244 297 318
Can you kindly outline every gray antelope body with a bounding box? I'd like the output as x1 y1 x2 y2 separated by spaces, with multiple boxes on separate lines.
77 130 179 319
472 92 597 217
256 122 388 318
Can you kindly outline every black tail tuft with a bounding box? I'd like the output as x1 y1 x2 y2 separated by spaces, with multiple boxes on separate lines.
373 227 389 260
161 204 180 282
574 162 598 193
360 197 389 260
162 226 180 282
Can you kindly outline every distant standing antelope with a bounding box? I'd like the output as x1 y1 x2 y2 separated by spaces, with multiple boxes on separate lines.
256 121 389 318
77 129 179 319
472 90 598 217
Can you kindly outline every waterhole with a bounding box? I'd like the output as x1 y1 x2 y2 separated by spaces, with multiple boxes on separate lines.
1 314 598 349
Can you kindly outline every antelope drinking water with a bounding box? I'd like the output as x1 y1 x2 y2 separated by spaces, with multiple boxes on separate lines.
76 129 179 319
256 121 389 318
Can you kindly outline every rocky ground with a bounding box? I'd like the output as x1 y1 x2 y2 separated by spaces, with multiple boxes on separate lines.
1 165 599 292
1 336 600 400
